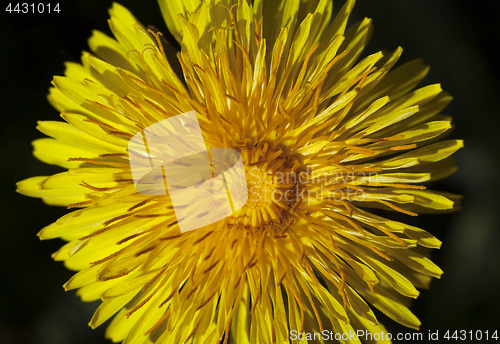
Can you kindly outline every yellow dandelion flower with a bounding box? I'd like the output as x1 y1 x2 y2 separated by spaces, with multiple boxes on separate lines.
17 0 462 343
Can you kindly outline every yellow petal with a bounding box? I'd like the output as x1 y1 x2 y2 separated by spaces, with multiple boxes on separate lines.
158 0 202 43
90 289 139 328
32 138 102 169
88 29 145 79
37 121 127 153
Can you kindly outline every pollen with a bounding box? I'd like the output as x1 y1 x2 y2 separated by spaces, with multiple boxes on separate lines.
226 146 295 229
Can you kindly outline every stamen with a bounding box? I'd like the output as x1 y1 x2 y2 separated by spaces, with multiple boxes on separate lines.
114 179 134 183
189 264 197 284
127 199 152 212
280 218 296 235
347 146 376 155
90 248 125 266
127 277 165 318
233 276 242 290
344 217 366 236
223 314 232 344
108 131 134 138
286 44 320 106
143 311 170 336
147 28 166 60
254 18 262 46
338 267 349 309
159 233 183 241
247 259 258 270
292 290 307 311
79 226 113 241
134 213 170 218
378 184 426 190
299 308 305 333
377 200 418 216
134 246 155 257
142 265 169 291
311 50 349 90
204 247 216 261
299 247 305 264
375 226 406 246
83 102 123 118
82 118 120 131
276 271 287 287
159 288 177 308
185 285 199 300
261 233 268 249
230 238 238 249
193 230 215 244
250 289 260 314
388 144 417 151
68 158 126 167
309 291 323 332
242 253 256 271
203 259 221 274
368 246 393 261
103 213 134 226
365 134 405 143
99 264 139 281
290 198 303 214
183 316 202 343
99 153 128 158
196 289 218 311
342 200 354 217
67 200 92 209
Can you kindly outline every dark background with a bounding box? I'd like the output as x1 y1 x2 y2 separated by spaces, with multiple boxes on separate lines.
1 0 499 343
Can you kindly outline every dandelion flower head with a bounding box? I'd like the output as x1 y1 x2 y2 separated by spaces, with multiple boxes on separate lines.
17 0 462 343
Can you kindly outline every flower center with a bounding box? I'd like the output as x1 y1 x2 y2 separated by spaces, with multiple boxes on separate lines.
226 146 296 229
